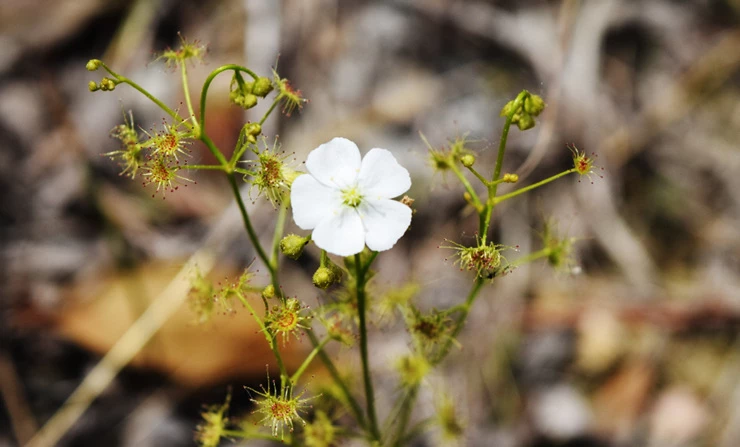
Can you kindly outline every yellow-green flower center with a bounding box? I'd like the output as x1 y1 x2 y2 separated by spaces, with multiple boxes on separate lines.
341 186 363 207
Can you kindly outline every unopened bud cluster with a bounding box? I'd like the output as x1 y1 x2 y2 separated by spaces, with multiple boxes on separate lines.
230 72 274 110
500 91 545 131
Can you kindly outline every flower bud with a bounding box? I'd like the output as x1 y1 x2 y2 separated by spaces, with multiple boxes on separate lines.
88 81 100 92
516 113 535 130
460 154 475 168
262 284 276 300
100 77 116 91
86 59 102 71
313 257 343 289
237 93 258 109
313 267 336 289
524 94 545 116
280 234 310 260
502 173 519 183
244 122 262 137
500 99 517 117
252 77 274 97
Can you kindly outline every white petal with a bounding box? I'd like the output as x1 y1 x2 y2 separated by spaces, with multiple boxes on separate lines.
357 148 411 199
306 137 362 189
290 173 342 230
312 207 365 256
358 199 412 252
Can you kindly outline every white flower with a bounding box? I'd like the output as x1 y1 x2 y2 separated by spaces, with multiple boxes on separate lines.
291 137 412 257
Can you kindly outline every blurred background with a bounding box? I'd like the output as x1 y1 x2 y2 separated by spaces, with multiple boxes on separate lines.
2 0 740 446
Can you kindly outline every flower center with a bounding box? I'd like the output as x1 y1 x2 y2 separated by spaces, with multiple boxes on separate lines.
341 186 363 207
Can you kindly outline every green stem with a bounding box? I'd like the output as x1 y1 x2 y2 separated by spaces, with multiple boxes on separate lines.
449 163 483 211
290 336 329 384
355 253 381 442
180 164 226 171
492 169 576 205
233 292 288 383
466 164 490 187
393 279 485 442
433 278 485 365
507 247 551 268
100 62 184 125
221 430 281 441
258 97 282 126
305 329 367 430
227 173 272 274
199 65 259 132
233 167 252 176
199 133 229 168
269 200 289 297
389 384 419 447
491 91 529 187
180 63 198 129
482 90 529 243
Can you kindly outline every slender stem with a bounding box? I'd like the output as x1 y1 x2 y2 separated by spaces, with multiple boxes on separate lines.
200 133 229 167
507 247 551 269
448 163 483 211
180 164 226 171
433 278 485 365
233 167 252 176
491 91 529 186
399 418 434 446
180 63 198 128
492 169 575 205
305 329 367 430
362 251 379 276
199 65 259 130
466 164 490 187
290 336 330 384
233 291 288 383
99 63 183 122
390 384 419 447
355 253 381 441
259 97 282 126
227 173 272 273
482 90 529 243
268 200 289 296
222 430 280 442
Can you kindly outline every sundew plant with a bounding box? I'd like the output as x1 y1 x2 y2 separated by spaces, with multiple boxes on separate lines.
87 38 598 446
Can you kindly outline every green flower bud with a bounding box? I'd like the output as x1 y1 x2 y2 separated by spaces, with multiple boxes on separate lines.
88 81 99 92
524 94 545 116
460 154 475 168
500 99 517 117
313 267 336 289
241 81 254 93
262 284 276 300
252 77 274 97
100 77 116 91
516 113 535 130
244 122 262 137
313 257 343 289
243 94 258 109
86 59 102 71
280 234 310 260
502 173 518 183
